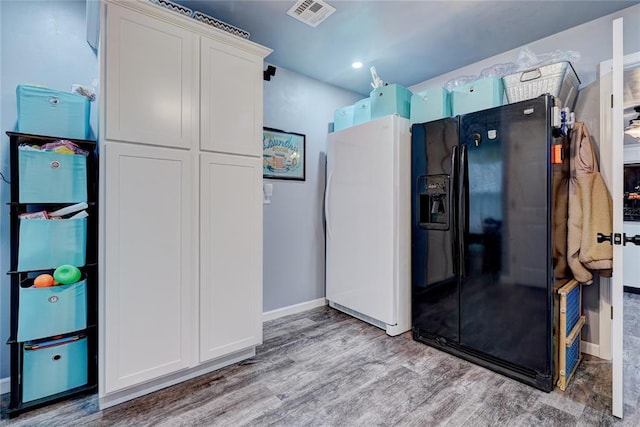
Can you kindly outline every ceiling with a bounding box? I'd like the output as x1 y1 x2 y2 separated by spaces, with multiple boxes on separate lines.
174 0 639 96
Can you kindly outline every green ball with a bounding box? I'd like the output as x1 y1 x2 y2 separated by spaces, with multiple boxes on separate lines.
53 265 81 285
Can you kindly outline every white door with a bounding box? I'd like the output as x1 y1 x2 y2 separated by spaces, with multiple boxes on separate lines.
325 116 408 325
103 142 194 393
200 36 263 157
609 18 625 419
104 2 197 149
199 153 263 362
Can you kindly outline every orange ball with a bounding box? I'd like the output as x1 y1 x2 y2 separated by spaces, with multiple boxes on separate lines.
34 274 55 288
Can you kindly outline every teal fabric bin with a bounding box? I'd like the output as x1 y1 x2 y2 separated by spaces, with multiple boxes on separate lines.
334 105 355 131
353 98 371 126
410 88 451 125
18 149 88 203
370 84 412 120
451 77 504 116
16 85 91 140
17 280 87 342
22 335 88 403
18 218 87 271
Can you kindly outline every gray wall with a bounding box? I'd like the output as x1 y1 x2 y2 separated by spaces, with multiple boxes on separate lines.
262 65 360 312
0 0 360 383
2 0 638 383
410 5 640 92
409 4 640 347
0 0 99 382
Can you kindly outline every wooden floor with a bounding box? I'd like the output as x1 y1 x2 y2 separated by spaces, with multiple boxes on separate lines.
2 294 640 426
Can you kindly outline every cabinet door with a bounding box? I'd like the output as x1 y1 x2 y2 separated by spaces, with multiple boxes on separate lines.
104 3 197 149
104 142 194 393
200 153 262 362
200 36 263 157
624 223 640 288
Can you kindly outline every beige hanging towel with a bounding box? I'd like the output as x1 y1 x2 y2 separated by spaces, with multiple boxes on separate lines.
567 122 613 284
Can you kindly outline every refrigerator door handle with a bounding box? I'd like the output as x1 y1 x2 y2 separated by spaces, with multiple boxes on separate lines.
459 144 468 277
324 170 333 239
451 145 459 274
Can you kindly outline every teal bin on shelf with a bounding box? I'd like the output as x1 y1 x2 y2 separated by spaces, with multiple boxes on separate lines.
353 98 371 126
18 149 88 203
370 84 412 120
17 218 87 271
334 105 355 132
17 280 87 342
16 85 91 140
450 77 505 116
410 87 451 125
22 335 88 403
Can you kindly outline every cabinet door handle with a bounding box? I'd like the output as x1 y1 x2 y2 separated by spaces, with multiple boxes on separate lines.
324 170 333 240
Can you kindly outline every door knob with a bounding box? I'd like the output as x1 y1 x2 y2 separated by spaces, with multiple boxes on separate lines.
624 233 640 246
597 232 622 245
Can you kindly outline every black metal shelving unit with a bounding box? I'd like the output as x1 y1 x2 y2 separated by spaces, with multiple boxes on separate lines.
2 132 98 418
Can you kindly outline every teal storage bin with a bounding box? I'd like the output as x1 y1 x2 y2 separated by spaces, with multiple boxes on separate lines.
370 84 412 120
410 88 451 125
334 105 355 132
16 85 91 140
22 335 88 403
17 280 87 342
353 98 371 126
17 218 87 271
451 77 504 116
18 149 87 203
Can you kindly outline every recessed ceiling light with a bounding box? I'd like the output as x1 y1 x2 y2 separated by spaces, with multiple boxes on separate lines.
352 62 363 69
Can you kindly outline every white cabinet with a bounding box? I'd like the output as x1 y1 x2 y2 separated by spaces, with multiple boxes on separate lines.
200 153 262 361
200 36 264 157
100 0 271 408
624 222 640 289
104 2 197 149
103 143 195 393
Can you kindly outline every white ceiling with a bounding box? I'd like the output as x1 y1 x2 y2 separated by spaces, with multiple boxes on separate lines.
174 0 639 96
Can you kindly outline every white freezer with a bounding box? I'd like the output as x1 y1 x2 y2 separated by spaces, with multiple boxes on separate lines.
325 114 411 336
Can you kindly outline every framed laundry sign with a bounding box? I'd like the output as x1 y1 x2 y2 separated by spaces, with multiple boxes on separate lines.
262 127 306 181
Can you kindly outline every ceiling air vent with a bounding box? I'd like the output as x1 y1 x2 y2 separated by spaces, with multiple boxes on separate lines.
287 0 336 28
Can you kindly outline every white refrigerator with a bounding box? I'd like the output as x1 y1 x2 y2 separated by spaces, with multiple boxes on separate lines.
325 114 411 336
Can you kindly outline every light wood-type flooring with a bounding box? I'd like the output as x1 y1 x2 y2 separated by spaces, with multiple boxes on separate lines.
2 293 640 426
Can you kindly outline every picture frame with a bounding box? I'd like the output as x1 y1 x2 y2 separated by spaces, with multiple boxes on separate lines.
263 127 306 181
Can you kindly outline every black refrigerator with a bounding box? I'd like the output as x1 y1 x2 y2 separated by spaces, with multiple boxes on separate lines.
411 95 570 392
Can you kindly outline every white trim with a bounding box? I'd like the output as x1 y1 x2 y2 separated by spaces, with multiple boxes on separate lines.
599 52 640 78
581 341 600 357
599 278 612 360
1 377 9 394
262 298 327 322
100 347 255 409
597 51 640 365
611 17 625 419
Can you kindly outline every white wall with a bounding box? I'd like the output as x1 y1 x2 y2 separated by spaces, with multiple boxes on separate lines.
0 0 99 382
262 65 360 312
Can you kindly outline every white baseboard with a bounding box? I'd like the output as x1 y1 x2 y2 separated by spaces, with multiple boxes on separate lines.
263 298 327 322
100 347 255 410
582 340 601 358
1 376 9 394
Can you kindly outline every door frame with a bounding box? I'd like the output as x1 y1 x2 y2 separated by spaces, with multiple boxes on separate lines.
599 20 640 419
